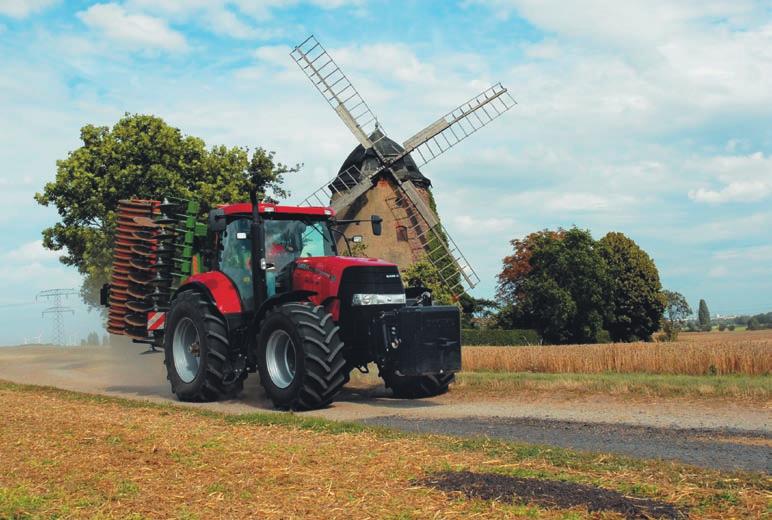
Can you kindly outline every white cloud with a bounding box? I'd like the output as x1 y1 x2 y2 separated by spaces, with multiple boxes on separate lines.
468 1 765 46
77 3 187 51
0 241 79 291
714 244 772 263
207 8 256 39
0 0 57 18
524 39 561 59
688 152 772 204
706 245 772 280
454 215 516 234
124 0 361 36
673 212 772 244
1 240 60 263
708 265 728 278
254 45 294 67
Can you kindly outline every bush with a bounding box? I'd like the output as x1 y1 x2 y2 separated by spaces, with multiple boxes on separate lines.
728 324 736 331
718 323 727 331
462 329 541 346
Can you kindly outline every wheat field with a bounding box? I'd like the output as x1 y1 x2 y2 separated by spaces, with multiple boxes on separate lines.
462 329 772 376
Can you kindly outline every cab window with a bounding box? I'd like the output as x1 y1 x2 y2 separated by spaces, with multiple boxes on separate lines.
219 218 254 310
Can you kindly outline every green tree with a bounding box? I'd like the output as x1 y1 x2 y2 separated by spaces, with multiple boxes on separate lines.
697 299 711 331
597 232 665 341
34 114 298 308
459 295 499 329
498 227 611 344
348 240 368 258
661 290 691 341
401 258 455 305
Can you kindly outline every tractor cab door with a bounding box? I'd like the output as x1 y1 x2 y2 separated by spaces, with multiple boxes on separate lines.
218 218 255 311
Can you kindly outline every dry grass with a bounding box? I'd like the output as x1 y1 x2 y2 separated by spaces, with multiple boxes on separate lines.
0 382 769 519
462 329 772 376
452 372 772 402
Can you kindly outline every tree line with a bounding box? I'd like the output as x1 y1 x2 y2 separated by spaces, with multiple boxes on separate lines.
493 228 668 343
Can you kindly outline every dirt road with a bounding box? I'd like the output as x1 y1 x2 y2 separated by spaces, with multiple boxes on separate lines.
0 345 768 472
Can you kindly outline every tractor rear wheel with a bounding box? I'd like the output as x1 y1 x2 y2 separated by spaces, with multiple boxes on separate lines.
257 302 348 410
382 371 455 399
163 291 244 402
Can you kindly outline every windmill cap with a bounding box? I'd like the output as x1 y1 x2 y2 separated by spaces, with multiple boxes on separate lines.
335 129 431 190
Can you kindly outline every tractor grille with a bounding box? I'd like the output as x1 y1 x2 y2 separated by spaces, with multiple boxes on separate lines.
337 266 403 360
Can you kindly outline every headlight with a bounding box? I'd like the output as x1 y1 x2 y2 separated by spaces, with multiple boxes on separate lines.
351 293 406 306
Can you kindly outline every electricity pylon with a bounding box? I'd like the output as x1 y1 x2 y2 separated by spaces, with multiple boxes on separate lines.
36 289 76 346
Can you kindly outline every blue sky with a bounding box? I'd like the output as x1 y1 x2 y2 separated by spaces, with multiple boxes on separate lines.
0 0 770 345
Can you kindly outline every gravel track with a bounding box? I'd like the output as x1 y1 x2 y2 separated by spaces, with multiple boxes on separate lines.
0 345 768 473
360 415 771 473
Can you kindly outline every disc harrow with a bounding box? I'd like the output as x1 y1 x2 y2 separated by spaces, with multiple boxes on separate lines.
108 199 159 336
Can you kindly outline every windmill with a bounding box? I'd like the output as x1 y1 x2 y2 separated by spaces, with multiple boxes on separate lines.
291 36 516 297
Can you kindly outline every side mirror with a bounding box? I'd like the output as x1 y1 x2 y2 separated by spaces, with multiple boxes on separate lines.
351 235 363 243
208 208 226 232
371 215 383 236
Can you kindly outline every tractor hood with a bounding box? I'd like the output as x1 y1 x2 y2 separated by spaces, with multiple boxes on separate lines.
293 256 402 316
295 256 396 285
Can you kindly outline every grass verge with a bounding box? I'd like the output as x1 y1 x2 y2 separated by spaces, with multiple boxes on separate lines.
453 371 772 401
0 380 769 519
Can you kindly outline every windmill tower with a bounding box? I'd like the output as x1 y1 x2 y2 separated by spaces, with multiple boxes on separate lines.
291 36 516 296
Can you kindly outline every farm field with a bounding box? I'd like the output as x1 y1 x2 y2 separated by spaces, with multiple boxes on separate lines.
462 329 772 376
450 330 772 402
1 381 769 519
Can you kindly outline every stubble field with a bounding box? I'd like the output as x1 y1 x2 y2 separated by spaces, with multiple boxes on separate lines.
1 382 769 519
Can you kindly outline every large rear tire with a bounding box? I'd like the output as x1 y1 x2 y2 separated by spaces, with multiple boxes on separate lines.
257 302 348 410
382 371 455 399
163 291 244 402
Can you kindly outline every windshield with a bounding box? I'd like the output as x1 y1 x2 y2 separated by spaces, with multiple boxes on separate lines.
265 217 335 297
265 218 335 262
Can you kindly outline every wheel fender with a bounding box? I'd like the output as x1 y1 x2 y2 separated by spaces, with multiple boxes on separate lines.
251 290 316 328
173 282 217 308
174 273 243 315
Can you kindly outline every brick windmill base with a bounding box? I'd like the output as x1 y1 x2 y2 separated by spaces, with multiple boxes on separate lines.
333 177 434 268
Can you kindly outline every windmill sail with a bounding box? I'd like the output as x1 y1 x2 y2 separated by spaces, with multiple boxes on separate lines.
390 180 480 294
401 83 516 168
290 35 387 154
301 164 375 212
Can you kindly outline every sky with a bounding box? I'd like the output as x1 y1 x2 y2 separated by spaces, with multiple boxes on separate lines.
0 0 770 345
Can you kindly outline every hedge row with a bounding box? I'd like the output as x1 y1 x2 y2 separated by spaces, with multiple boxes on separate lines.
462 328 541 346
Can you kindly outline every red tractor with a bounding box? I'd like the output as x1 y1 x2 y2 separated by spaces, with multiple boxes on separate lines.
105 198 460 411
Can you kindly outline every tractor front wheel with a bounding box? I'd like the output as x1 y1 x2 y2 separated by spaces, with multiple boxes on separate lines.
257 302 348 410
163 291 244 402
382 371 455 399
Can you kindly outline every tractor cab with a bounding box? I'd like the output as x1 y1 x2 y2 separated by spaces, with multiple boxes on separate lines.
213 203 338 309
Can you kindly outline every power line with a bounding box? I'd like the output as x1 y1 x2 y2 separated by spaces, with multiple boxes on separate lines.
36 289 76 346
